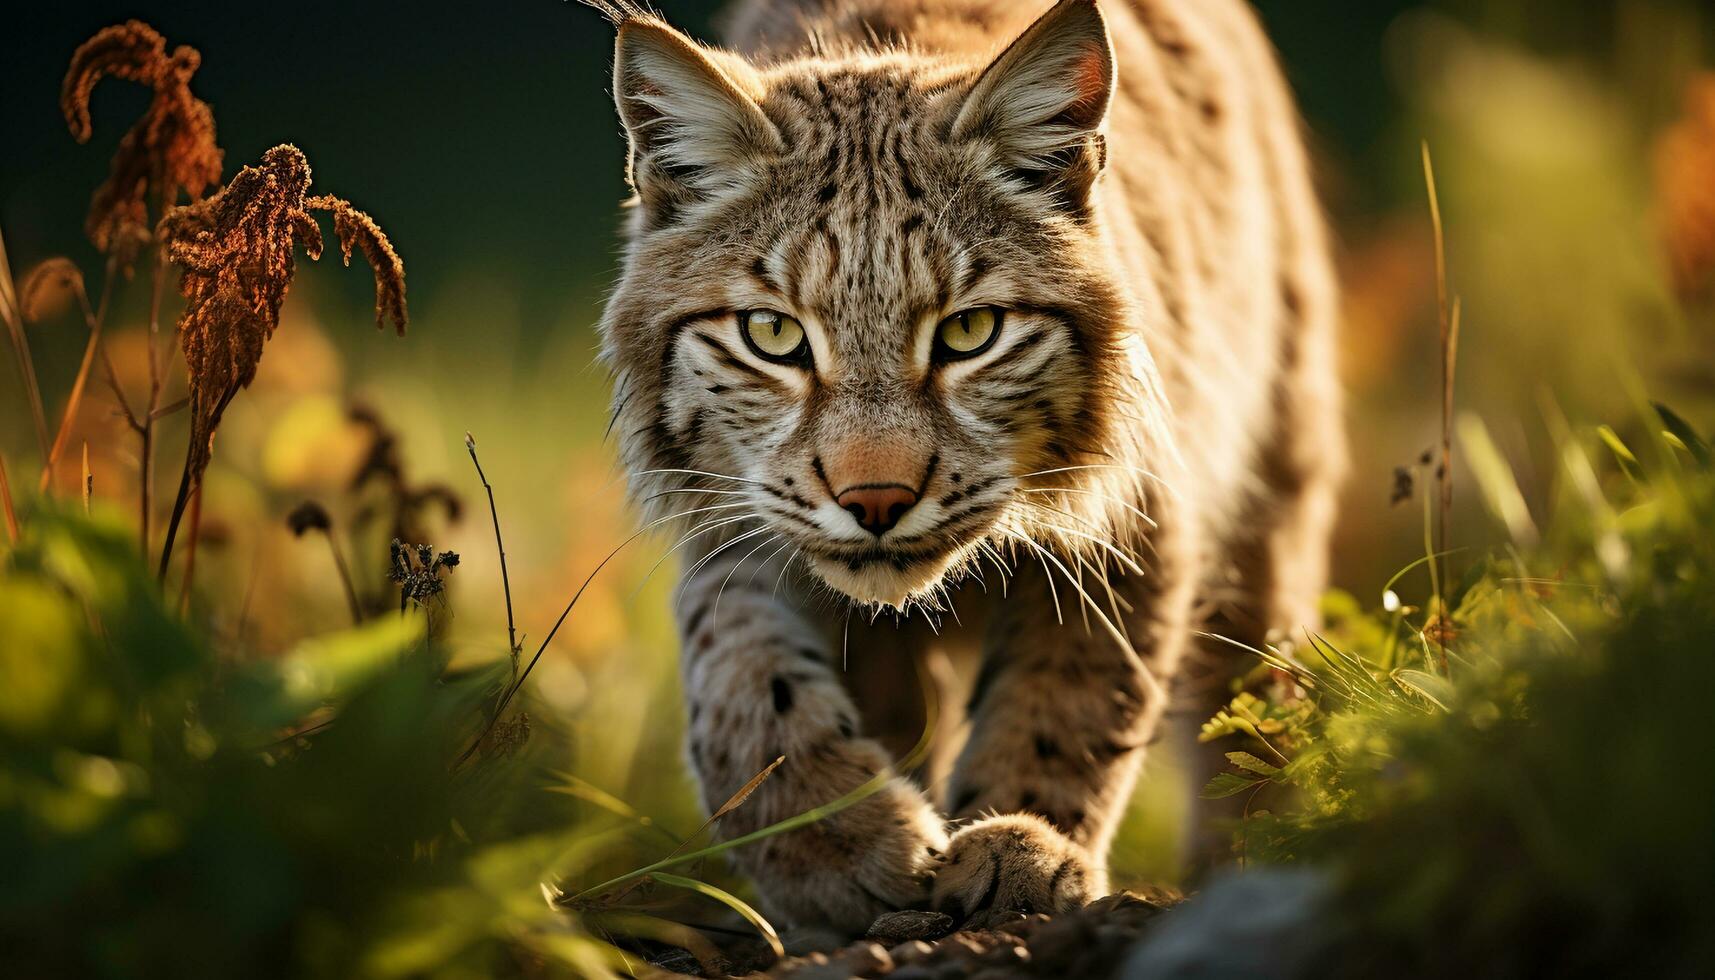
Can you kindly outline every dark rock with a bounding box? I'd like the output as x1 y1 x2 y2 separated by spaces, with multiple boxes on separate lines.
868 910 957 944
890 940 936 965
1118 869 1333 979
966 908 1028 932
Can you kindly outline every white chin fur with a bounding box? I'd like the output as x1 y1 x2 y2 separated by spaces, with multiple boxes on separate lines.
810 553 957 609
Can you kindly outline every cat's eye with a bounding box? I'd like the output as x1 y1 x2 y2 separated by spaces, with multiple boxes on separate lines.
740 310 810 366
933 307 1003 361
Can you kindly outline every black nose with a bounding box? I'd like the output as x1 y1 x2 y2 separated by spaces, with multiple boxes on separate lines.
836 485 919 536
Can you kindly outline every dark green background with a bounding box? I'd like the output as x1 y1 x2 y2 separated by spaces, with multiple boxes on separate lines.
1 1 1430 331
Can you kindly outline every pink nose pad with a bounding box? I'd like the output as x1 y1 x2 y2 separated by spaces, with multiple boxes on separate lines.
835 485 920 536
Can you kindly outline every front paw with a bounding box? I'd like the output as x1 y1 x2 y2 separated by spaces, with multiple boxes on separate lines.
931 813 1096 921
747 774 949 935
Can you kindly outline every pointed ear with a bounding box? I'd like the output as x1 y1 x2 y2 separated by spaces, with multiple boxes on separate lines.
613 19 783 222
951 0 1114 212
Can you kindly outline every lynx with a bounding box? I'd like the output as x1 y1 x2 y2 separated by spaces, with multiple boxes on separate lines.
578 0 1343 934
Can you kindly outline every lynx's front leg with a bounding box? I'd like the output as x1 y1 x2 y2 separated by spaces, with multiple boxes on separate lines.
936 545 1194 918
678 544 947 934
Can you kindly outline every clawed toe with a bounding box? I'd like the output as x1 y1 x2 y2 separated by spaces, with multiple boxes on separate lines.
930 813 1096 921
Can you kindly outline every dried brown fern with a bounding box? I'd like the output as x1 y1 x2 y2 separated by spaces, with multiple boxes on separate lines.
61 20 223 269
154 144 408 578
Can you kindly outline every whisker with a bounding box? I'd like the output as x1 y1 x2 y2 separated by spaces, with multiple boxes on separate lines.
680 524 775 596
1017 485 1158 530
773 545 802 599
1015 463 1176 497
643 487 752 503
713 531 787 628
749 536 795 589
632 513 757 600
1020 509 1150 577
1016 536 1162 703
632 467 763 486
1006 532 1064 625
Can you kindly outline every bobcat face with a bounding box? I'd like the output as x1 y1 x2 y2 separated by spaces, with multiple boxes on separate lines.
600 9 1160 607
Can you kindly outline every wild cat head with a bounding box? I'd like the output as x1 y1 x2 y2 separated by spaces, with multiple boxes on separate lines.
587 1 1170 608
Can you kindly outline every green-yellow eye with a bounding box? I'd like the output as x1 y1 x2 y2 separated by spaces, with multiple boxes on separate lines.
741 310 809 365
934 307 1003 360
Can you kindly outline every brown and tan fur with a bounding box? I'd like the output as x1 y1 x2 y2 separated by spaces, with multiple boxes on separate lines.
578 0 1343 935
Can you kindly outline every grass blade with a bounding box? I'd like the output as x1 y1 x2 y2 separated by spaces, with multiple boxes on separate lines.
649 873 784 959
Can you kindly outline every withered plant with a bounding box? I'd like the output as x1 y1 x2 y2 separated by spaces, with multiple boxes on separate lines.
154 143 408 579
62 19 222 268
51 19 223 549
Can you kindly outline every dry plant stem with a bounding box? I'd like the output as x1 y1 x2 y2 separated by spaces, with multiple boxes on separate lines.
453 524 654 768
82 443 91 514
40 256 119 493
0 231 52 466
326 533 363 625
465 433 519 660
141 221 170 559
177 481 202 613
1422 141 1457 670
157 381 232 582
0 453 19 543
605 756 786 906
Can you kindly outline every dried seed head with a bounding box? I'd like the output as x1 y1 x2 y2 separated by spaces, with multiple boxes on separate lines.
158 144 408 487
62 21 223 267
388 537 461 605
308 195 407 334
287 500 333 536
1389 465 1415 507
1657 72 1715 298
19 258 85 324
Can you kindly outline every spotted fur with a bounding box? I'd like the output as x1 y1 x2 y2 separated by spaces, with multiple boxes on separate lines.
580 0 1343 934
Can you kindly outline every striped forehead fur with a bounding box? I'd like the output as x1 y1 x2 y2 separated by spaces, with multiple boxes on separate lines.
588 1 1175 607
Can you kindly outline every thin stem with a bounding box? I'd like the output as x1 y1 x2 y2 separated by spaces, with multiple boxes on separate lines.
177 481 204 614
466 432 518 658
81 443 91 514
0 452 18 544
139 423 154 555
1423 141 1458 672
454 523 653 768
142 176 176 561
326 532 363 626
40 257 118 493
0 230 51 467
159 384 232 582
158 463 194 583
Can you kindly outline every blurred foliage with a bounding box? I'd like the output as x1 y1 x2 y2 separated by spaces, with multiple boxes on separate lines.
1199 405 1715 976
3 2 1715 974
0 507 643 977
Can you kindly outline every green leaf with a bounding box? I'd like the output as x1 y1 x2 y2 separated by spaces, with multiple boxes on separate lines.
1655 403 1712 468
1459 413 1539 547
223 616 426 732
1597 425 1643 482
650 873 784 959
1202 772 1267 800
1393 668 1455 711
1225 751 1283 778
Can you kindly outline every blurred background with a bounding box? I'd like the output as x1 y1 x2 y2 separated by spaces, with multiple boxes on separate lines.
2 0 1712 889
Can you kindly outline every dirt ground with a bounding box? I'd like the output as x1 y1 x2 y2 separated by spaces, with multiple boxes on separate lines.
639 892 1175 979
